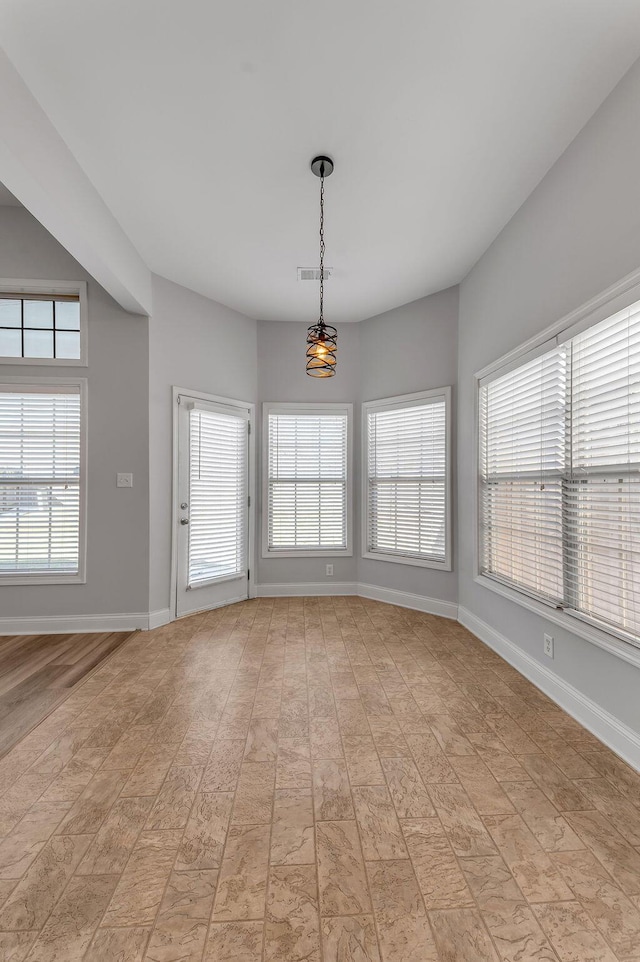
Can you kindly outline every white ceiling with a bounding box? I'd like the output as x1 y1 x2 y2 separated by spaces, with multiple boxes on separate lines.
1 1 640 322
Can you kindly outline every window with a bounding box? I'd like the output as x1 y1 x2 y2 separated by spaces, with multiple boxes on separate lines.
363 388 452 569
0 282 87 364
263 403 351 556
188 402 248 586
480 348 567 603
0 379 86 584
479 297 640 646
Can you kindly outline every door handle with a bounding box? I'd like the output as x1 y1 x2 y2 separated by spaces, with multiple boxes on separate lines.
180 518 189 525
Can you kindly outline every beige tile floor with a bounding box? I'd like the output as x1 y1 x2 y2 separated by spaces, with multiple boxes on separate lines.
0 596 639 961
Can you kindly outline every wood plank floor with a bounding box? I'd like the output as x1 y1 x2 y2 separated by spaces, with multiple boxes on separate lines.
0 596 638 961
0 631 134 757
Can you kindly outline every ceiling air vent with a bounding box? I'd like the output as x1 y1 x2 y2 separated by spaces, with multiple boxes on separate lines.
298 267 333 281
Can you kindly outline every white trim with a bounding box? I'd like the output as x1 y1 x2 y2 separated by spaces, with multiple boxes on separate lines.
474 574 640 669
0 612 149 634
262 402 354 558
361 387 452 571
170 386 256 620
255 580 458 618
0 279 88 366
475 264 640 382
0 375 88 586
357 582 458 619
148 608 172 630
4 593 635 770
257 581 359 597
171 593 249 617
473 266 640 659
458 605 640 772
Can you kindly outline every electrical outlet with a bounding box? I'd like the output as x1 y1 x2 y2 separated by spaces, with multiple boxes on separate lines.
325 564 334 576
117 473 133 488
544 633 554 659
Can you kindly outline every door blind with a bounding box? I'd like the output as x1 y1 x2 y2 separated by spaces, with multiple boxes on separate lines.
565 303 640 637
0 385 81 576
267 412 347 550
188 407 247 587
367 398 447 562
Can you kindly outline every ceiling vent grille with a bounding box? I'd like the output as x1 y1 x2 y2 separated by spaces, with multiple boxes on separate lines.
298 267 332 281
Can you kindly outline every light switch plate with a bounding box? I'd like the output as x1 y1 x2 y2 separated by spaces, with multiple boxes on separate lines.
117 473 133 488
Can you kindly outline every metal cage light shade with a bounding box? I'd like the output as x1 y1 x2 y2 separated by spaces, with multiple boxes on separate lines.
306 321 337 377
306 155 337 377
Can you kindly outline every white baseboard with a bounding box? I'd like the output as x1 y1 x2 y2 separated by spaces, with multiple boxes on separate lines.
0 612 150 635
458 606 640 772
256 582 358 598
5 592 637 770
358 583 458 620
255 581 457 619
148 609 172 630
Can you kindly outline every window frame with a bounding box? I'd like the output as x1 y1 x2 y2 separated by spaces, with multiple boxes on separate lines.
0 279 88 366
0 375 88 586
362 387 453 571
474 265 640 658
262 401 353 559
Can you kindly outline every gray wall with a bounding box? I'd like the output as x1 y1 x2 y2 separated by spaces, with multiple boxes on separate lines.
257 293 459 598
256 320 361 587
0 207 150 618
148 275 257 615
358 288 458 602
458 58 640 731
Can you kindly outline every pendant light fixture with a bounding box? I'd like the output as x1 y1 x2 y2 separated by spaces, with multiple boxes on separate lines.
306 155 337 377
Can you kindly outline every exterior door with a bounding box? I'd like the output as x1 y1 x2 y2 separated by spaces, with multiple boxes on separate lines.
175 393 250 617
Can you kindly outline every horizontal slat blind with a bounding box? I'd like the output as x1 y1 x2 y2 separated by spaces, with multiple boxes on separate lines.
566 303 640 637
188 408 247 587
0 387 81 575
268 412 347 550
367 399 447 561
480 346 567 603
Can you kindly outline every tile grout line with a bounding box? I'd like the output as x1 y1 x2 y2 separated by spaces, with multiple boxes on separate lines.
196 599 273 962
1 597 639 962
81 606 219 960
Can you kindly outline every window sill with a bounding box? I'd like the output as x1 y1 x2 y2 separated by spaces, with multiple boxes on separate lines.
262 548 353 560
362 550 451 571
0 356 87 367
0 573 86 586
474 573 640 669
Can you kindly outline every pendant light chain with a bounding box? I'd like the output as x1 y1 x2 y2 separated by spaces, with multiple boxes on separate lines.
306 154 337 377
319 169 325 323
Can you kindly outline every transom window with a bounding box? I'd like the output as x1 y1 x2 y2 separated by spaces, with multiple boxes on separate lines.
363 389 452 569
0 285 86 363
479 297 640 647
263 403 352 556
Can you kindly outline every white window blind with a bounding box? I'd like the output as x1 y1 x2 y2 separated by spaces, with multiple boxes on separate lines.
366 392 449 565
480 347 567 603
566 304 640 638
267 410 348 551
188 406 248 588
0 384 82 579
479 296 640 646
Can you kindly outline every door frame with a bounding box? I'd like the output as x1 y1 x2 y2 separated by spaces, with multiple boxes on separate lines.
170 385 256 621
